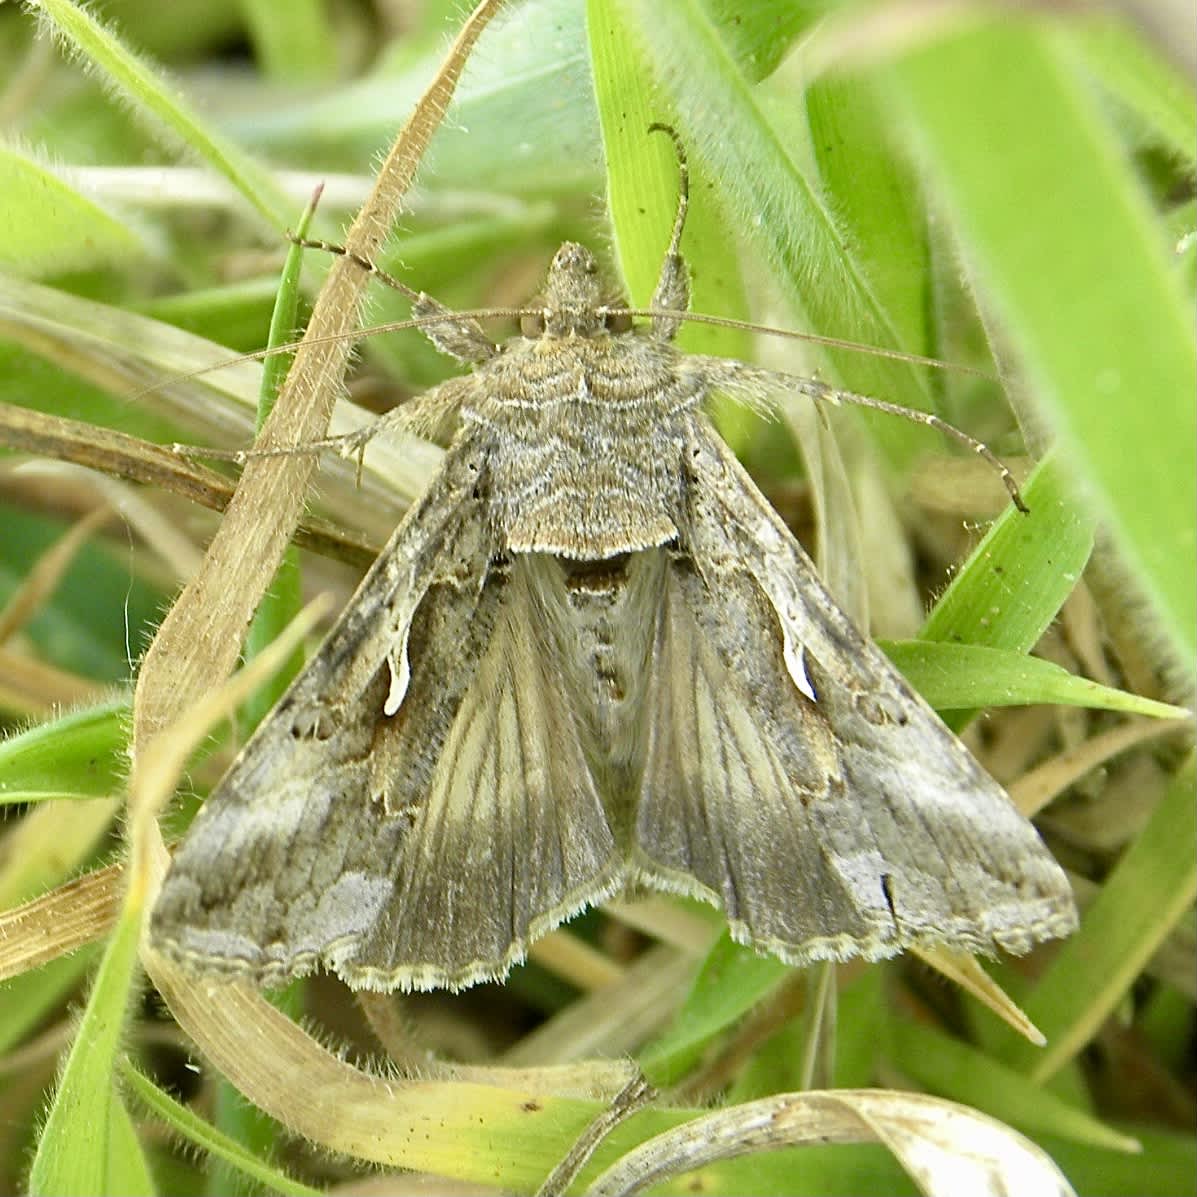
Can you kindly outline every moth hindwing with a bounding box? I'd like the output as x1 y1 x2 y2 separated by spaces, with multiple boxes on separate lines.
151 175 1077 993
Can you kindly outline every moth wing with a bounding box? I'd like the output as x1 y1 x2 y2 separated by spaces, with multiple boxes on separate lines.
632 416 1076 963
152 446 620 990
151 442 490 983
339 555 622 991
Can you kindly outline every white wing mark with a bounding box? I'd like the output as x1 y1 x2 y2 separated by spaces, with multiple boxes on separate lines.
784 635 818 703
384 627 412 716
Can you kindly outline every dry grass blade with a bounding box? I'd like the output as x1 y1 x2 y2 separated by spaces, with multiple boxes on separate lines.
142 928 589 1175
913 946 1045 1045
602 896 717 953
0 795 120 910
0 504 111 643
0 404 234 508
671 973 812 1104
537 1075 655 1197
527 929 625 991
0 596 332 982
584 1089 1076 1197
0 865 122 982
500 946 697 1068
0 647 101 714
0 405 379 568
130 0 511 748
1010 717 1194 817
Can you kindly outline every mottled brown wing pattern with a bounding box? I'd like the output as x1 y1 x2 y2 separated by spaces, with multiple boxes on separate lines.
337 556 623 991
152 216 1077 993
150 443 489 983
152 445 621 990
633 549 886 957
631 415 1076 962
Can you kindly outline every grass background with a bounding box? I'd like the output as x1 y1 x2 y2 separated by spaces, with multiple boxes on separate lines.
0 0 1193 1193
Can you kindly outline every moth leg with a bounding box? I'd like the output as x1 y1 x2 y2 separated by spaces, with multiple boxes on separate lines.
411 293 500 365
321 373 482 480
687 355 1027 511
287 232 498 365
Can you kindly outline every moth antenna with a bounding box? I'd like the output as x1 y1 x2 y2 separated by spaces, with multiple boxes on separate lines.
606 307 993 378
620 128 992 381
127 307 534 404
646 123 690 266
646 122 692 339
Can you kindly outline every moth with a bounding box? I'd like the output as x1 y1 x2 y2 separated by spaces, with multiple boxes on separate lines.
151 137 1077 992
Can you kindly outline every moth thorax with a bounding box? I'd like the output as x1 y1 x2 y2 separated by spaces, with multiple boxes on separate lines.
534 241 605 338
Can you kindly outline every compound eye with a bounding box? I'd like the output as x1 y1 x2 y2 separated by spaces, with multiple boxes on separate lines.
604 311 633 333
520 312 546 337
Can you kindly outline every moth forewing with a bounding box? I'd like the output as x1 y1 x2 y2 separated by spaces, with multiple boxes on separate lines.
149 444 486 984
630 417 1076 962
152 197 1077 992
153 442 638 990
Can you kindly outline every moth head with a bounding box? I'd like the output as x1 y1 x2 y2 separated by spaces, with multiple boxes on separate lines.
526 241 612 339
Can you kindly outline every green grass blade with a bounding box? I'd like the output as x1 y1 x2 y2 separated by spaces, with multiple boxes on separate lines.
587 0 758 450
1002 754 1197 1080
0 141 150 276
0 505 166 683
0 949 99 1055
237 0 601 194
1042 1128 1195 1197
881 640 1189 719
888 20 1196 662
638 933 787 1086
33 0 291 228
804 78 931 359
27 897 147 1195
240 0 337 82
121 1060 321 1197
889 1019 1138 1153
1069 17 1196 163
920 457 1095 652
610 0 939 462
0 272 265 416
918 456 1095 730
0 700 129 804
240 194 321 731
106 1094 156 1196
